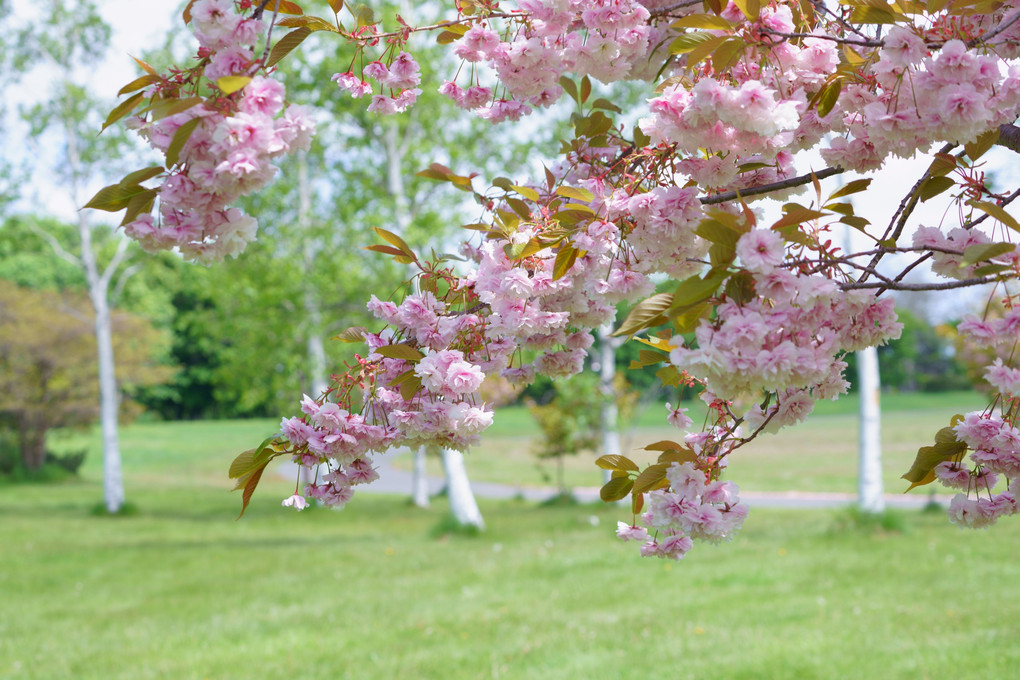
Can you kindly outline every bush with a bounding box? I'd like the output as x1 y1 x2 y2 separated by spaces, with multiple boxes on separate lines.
0 427 88 482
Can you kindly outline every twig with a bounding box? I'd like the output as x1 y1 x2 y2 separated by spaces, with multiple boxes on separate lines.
841 276 1001 291
759 28 882 47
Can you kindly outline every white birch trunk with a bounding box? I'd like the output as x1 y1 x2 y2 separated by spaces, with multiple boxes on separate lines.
597 323 623 486
411 447 430 508
437 446 485 529
857 346 885 513
67 118 125 514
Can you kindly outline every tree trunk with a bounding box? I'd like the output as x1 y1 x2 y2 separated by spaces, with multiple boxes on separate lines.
597 323 623 486
19 421 48 471
436 446 484 529
411 446 430 508
857 346 885 513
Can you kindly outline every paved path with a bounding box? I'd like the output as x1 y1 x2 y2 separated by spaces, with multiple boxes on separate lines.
280 449 951 510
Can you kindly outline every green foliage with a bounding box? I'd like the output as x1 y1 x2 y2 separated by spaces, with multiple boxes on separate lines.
0 281 169 469
527 372 639 492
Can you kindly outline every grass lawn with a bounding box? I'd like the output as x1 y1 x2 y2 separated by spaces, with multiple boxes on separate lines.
2 395 1018 679
401 390 990 494
3 479 1020 680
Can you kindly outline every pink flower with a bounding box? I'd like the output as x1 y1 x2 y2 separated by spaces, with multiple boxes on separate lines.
281 494 309 510
737 229 785 273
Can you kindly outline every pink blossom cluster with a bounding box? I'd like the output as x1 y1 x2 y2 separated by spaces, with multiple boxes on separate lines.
911 226 1009 280
935 412 1020 528
435 0 654 120
332 51 422 115
617 462 748 560
668 239 901 419
123 0 314 262
279 395 396 509
824 35 1020 171
604 186 707 279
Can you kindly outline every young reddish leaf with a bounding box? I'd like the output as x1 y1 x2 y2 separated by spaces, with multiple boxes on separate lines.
771 206 827 231
632 492 645 515
590 98 622 113
237 465 266 519
371 226 413 256
364 244 409 258
267 0 305 14
267 27 312 67
580 75 591 104
329 0 344 12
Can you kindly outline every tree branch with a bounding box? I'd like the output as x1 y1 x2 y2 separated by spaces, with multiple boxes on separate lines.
841 276 1000 292
700 166 845 205
997 123 1020 155
31 223 82 270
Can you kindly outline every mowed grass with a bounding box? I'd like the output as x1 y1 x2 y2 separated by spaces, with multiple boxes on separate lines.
3 480 1020 680
403 390 990 494
2 393 1018 679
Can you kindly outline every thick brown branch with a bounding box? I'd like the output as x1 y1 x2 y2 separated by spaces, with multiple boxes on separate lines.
700 166 845 205
997 123 1020 155
842 276 1000 292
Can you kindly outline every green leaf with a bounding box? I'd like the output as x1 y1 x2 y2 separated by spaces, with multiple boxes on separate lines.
918 176 955 202
600 476 634 502
596 454 639 472
555 186 594 203
632 463 671 495
816 78 842 118
961 242 1015 265
658 448 698 465
217 75 252 94
266 27 312 68
828 178 872 201
101 91 146 132
145 96 204 122
510 185 540 202
670 269 727 312
965 128 999 161
165 117 203 169
334 326 367 343
117 74 160 96
968 200 1020 233
671 14 734 29
849 5 901 23
643 440 686 452
371 226 414 258
669 31 718 55
375 344 425 361
119 166 164 186
229 435 279 479
590 98 622 113
277 15 339 31
552 246 578 281
399 375 422 401
612 292 673 337
559 76 579 103
771 206 828 231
